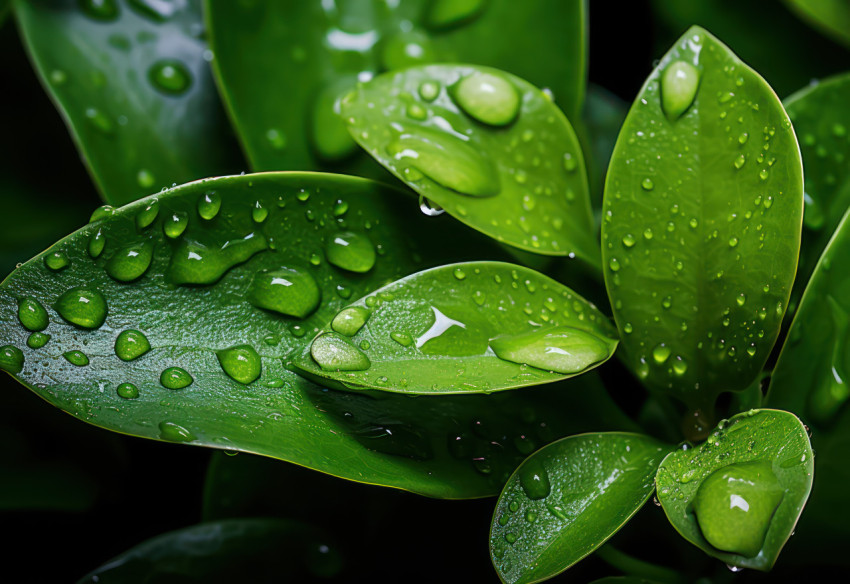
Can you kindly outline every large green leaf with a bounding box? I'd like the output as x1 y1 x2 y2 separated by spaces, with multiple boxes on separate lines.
294 261 617 394
489 432 670 584
76 519 342 583
655 409 813 571
784 72 850 297
601 26 803 411
0 172 635 498
13 0 238 205
341 64 597 261
204 0 587 172
783 0 850 48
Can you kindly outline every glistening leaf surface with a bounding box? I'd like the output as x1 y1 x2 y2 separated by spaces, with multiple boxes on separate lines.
204 0 587 172
489 433 670 584
601 26 803 408
14 0 237 205
341 64 597 260
0 172 632 498
655 409 813 571
295 261 617 394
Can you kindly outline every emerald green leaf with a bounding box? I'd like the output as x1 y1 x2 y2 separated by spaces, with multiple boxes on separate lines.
204 0 587 172
341 64 597 261
13 0 237 205
601 26 803 409
76 519 342 583
583 84 629 213
783 0 850 48
294 261 617 394
489 432 670 584
784 72 850 296
655 409 814 571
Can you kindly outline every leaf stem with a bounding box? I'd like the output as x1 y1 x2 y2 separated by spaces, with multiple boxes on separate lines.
596 544 686 584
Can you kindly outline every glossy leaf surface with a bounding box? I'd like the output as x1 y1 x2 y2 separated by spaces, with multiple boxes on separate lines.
490 433 670 584
77 519 341 583
204 0 586 172
342 64 597 260
656 409 813 570
602 26 803 408
14 0 237 205
783 0 850 48
0 172 634 498
295 261 617 394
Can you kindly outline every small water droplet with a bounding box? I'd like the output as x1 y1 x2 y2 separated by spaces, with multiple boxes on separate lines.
18 297 49 332
27 332 51 349
641 177 654 191
160 367 193 389
311 332 371 371
63 350 89 367
325 231 376 273
453 71 519 127
54 286 107 329
418 195 445 216
105 240 154 282
198 191 221 220
418 80 440 102
117 382 139 399
148 59 192 94
217 344 262 384
519 458 551 500
652 343 671 364
159 421 196 442
114 329 151 361
164 211 188 238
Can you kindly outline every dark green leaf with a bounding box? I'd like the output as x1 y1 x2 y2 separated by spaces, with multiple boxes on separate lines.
783 0 850 48
341 64 597 261
583 84 628 213
204 0 587 172
490 432 670 584
13 0 237 205
76 518 342 583
655 409 814 571
601 26 802 410
294 261 617 394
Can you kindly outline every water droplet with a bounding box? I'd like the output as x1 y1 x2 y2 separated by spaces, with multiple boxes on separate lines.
117 382 139 399
217 344 262 384
88 228 106 258
159 421 196 442
652 343 671 364
641 177 654 191
27 332 50 349
54 287 107 329
79 0 119 20
115 329 151 361
105 240 154 282
44 251 70 271
622 233 636 248
563 153 578 173
325 231 376 273
90 205 115 223
759 168 769 181
198 191 221 220
643 228 654 240
490 325 611 374
164 211 188 238
311 332 371 371
519 458 551 500
18 297 49 331
453 71 519 127
0 345 24 374
390 331 413 346
247 266 320 318
738 132 749 145
160 367 193 389
609 257 620 272
63 350 89 367
418 195 445 216
672 357 688 375
84 107 113 134
736 293 747 306
453 267 467 280
333 200 349 217
728 237 739 248
169 232 267 285
623 322 633 334
148 59 192 94
734 154 746 169
661 60 700 120
419 80 440 102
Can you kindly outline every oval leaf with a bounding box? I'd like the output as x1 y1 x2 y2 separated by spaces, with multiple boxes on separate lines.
601 26 803 408
655 409 814 571
489 432 670 584
13 0 237 205
294 261 617 394
204 0 587 172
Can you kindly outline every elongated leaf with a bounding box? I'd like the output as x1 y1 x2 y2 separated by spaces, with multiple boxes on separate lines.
294 261 617 394
77 519 342 583
204 0 587 172
656 409 814 571
601 26 803 410
784 72 850 294
783 0 850 48
14 0 237 205
489 432 670 584
583 84 628 213
341 64 597 261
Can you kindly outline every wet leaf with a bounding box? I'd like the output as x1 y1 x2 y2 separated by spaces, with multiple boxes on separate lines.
204 0 587 172
489 432 670 584
601 26 803 410
341 64 597 261
13 0 238 205
783 0 850 48
294 261 617 394
655 409 814 571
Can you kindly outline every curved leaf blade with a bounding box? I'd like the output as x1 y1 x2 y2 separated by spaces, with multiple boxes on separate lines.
13 0 237 205
655 409 814 571
341 64 597 260
294 261 617 394
783 0 850 48
204 0 587 172
601 26 803 408
489 432 670 584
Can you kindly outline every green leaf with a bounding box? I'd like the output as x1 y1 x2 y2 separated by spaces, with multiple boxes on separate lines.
0 172 634 498
784 72 850 296
489 432 670 584
601 26 803 410
783 0 850 48
294 261 617 394
655 409 814 571
13 0 237 205
204 0 587 172
76 519 342 583
341 64 597 261
583 84 629 214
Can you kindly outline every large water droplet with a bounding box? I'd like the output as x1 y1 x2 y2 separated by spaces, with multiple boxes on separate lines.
148 60 192 94
418 194 445 216
117 382 139 399
519 458 551 500
325 231 376 273
89 228 106 258
331 306 370 336
63 350 89 367
44 251 70 272
135 200 160 230
105 240 154 282
453 71 519 127
54 287 107 329
216 344 262 384
164 211 188 238
27 332 51 349
247 266 321 318
661 60 700 121
169 233 267 285
197 191 221 220
693 461 784 557
18 297 49 331
159 421 196 442
160 367 193 389
490 326 610 374
0 345 24 374
115 329 151 361
311 332 371 371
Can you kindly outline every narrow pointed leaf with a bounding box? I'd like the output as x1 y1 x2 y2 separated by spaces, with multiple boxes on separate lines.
656 409 814 571
204 0 587 172
601 26 803 409
489 432 670 584
13 0 237 205
295 261 617 394
783 0 850 48
341 64 597 260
